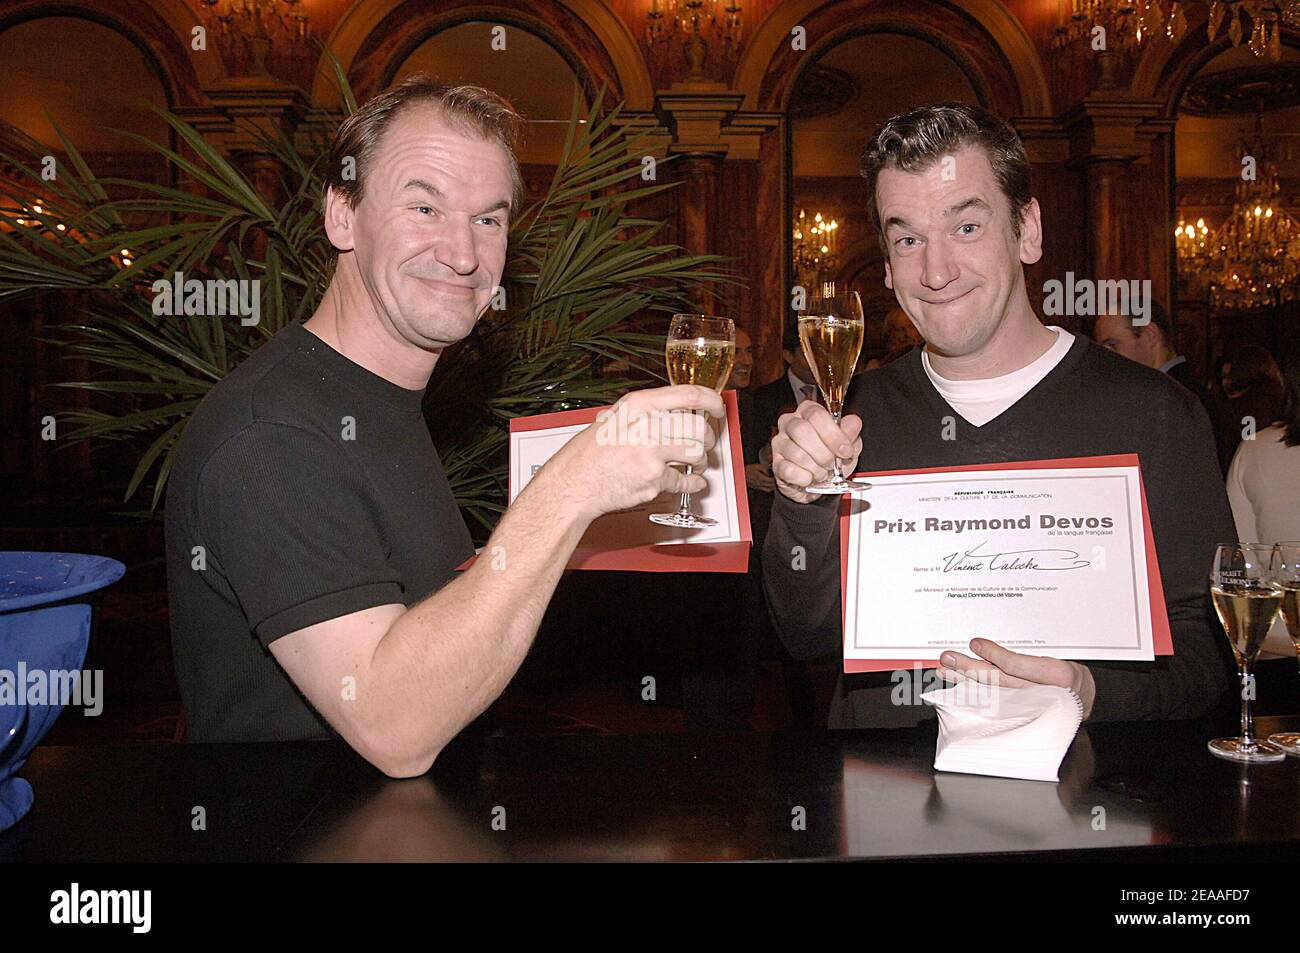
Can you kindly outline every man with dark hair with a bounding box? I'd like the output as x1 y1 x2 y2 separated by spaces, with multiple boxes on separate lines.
1091 302 1222 462
1091 300 1178 379
732 326 755 391
764 103 1234 728
744 327 817 460
166 75 723 774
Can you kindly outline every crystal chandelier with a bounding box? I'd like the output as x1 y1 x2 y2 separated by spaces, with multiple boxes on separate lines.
1178 123 1300 309
646 0 744 80
792 209 839 288
1054 1 1300 62
199 0 310 77
1175 215 1212 264
1205 0 1299 62
1052 0 1190 55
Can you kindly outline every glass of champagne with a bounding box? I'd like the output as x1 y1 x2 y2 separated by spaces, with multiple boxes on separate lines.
648 314 735 529
1208 543 1286 763
1266 542 1300 757
797 286 871 493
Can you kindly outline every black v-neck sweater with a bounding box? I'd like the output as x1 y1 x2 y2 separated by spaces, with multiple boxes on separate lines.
762 333 1237 727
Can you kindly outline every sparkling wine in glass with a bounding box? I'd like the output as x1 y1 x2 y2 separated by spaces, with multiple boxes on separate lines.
1208 543 1285 763
1266 542 1300 757
797 287 871 494
648 314 734 529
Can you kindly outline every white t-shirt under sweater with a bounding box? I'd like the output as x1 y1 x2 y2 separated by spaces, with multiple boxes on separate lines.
921 326 1075 426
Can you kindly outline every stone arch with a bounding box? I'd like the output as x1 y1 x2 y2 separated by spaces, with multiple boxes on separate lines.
314 0 653 109
0 0 218 109
736 0 1051 118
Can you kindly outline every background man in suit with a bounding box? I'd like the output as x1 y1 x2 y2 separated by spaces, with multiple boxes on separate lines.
737 326 822 726
743 329 817 475
732 326 755 390
742 327 819 531
1091 303 1223 463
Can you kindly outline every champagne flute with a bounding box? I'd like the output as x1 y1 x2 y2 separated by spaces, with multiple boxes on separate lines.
1208 543 1285 763
797 286 871 493
1266 542 1300 756
648 314 735 529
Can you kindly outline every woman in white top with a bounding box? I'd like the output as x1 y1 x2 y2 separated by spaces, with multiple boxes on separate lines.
1226 346 1300 666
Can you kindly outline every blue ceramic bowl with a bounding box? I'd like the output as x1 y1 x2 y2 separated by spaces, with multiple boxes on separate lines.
0 552 125 830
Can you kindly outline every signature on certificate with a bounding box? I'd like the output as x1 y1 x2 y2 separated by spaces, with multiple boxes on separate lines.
939 540 1091 573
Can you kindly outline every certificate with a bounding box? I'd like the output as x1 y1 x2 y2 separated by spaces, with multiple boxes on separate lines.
504 390 751 572
839 455 1172 672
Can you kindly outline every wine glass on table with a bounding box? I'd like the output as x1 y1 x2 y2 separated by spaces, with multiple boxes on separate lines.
648 314 735 529
1265 542 1300 757
1208 543 1286 763
797 285 871 494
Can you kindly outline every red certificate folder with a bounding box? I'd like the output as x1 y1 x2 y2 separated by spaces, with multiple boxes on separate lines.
503 390 751 572
838 454 1173 673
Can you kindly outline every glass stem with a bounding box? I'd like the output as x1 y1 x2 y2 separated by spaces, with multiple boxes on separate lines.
676 465 694 516
830 407 845 482
1239 667 1257 747
675 408 700 517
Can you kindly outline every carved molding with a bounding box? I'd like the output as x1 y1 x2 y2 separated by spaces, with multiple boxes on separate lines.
174 79 311 155
1062 97 1172 164
652 86 779 160
1180 63 1300 116
787 64 858 120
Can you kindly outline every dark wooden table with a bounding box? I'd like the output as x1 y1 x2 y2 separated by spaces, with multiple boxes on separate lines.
4 716 1300 862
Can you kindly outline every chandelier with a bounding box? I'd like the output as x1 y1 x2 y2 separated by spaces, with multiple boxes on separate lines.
199 0 310 77
1206 0 1300 61
1053 1 1300 62
1053 0 1190 54
1176 123 1300 309
646 0 744 80
1175 215 1212 261
792 209 840 287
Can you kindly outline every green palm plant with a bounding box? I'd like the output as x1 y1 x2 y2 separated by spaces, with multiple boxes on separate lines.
0 64 735 535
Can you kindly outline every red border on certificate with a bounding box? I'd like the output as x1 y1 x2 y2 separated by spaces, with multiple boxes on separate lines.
838 454 1172 673
461 390 751 573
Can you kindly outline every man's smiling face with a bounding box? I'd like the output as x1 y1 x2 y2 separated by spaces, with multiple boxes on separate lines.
328 104 513 350
878 144 1040 359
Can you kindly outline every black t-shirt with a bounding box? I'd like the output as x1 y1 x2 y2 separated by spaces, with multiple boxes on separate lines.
165 321 473 743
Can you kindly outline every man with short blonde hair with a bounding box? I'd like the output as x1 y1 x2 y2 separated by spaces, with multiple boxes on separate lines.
167 75 721 774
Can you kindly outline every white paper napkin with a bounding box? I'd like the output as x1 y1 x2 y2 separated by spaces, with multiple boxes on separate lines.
920 682 1084 783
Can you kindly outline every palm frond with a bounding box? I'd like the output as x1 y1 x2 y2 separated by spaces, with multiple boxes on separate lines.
6 78 740 532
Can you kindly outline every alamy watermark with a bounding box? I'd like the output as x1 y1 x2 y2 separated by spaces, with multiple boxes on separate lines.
1042 272 1151 325
0 664 103 716
892 662 1004 712
151 271 260 326
593 402 706 448
49 883 150 933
